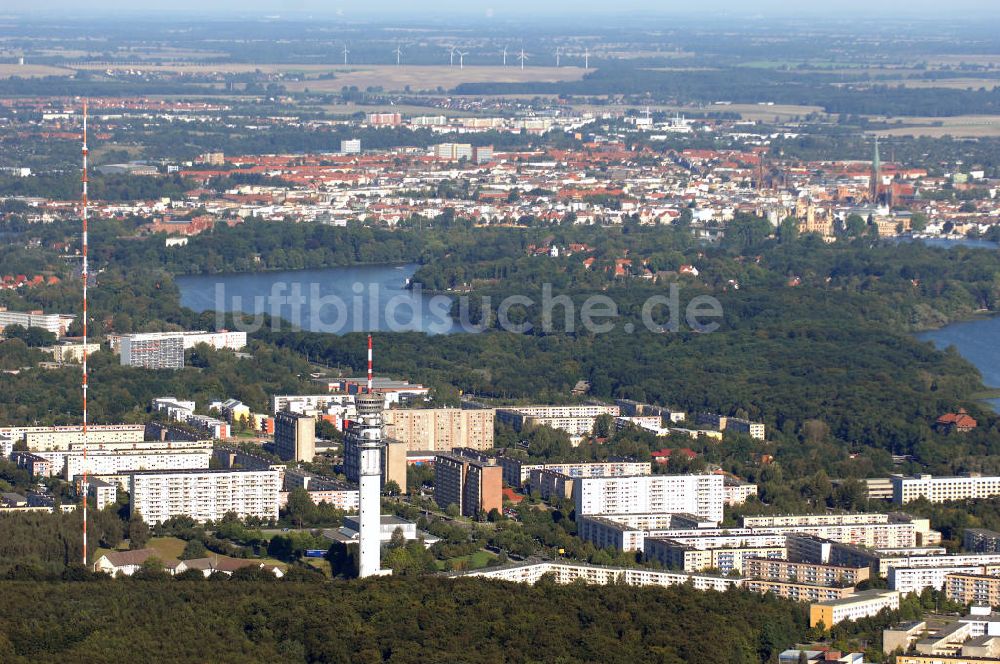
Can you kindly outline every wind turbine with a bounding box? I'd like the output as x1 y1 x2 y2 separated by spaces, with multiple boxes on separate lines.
343 44 349 66
502 45 508 67
449 46 456 67
457 50 468 70
555 47 561 67
394 45 403 66
584 47 590 70
519 48 527 70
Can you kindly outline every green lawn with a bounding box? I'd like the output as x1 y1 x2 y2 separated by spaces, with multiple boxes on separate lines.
435 549 497 572
147 536 186 561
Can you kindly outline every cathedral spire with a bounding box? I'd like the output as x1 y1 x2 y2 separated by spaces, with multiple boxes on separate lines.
871 136 882 203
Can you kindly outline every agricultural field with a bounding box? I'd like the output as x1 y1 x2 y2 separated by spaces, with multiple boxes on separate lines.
869 114 1000 137
0 63 74 78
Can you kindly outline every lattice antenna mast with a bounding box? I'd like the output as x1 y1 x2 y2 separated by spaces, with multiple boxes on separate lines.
81 100 90 567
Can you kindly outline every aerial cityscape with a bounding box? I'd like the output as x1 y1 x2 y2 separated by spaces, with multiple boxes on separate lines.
3 1 1000 662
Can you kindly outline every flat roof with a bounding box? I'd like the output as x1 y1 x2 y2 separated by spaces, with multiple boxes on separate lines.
128 468 277 477
815 589 897 607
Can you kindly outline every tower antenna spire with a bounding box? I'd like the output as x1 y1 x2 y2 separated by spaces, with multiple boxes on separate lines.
80 99 90 567
367 334 373 392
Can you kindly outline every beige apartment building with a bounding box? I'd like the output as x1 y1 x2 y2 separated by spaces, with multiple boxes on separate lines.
945 572 1000 608
383 408 494 452
744 558 870 586
742 579 855 603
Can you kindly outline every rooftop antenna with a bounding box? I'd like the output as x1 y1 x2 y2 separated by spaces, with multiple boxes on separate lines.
394 45 403 66
519 48 527 70
80 100 90 567
502 45 508 67
343 44 349 66
367 333 373 392
457 50 468 70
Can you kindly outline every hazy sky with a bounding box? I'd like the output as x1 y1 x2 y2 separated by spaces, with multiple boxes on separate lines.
4 0 1000 18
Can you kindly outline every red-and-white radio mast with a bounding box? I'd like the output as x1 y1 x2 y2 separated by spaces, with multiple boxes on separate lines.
80 100 90 567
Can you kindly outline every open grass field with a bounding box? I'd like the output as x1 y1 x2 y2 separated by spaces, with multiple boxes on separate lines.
435 549 497 572
70 62 587 92
869 115 1000 138
0 63 74 78
284 65 587 92
875 77 1000 91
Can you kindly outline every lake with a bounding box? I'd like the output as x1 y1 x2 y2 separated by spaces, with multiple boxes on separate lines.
176 263 459 335
900 237 999 250
917 316 1000 413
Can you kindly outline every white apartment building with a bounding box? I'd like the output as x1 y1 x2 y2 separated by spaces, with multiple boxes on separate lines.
66 445 213 480
879 553 1000 576
496 405 621 438
109 330 247 353
577 513 922 553
462 561 739 593
892 474 1000 505
725 481 759 506
0 424 146 451
120 333 184 369
129 469 280 524
574 474 725 522
151 397 196 420
743 513 891 528
497 458 651 487
272 393 354 414
810 590 900 629
645 537 787 573
0 308 74 336
889 565 985 595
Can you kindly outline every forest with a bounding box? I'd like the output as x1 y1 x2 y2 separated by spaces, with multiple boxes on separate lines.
0 575 810 664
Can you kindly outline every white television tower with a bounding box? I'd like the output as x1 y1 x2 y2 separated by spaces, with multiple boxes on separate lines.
352 335 390 579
